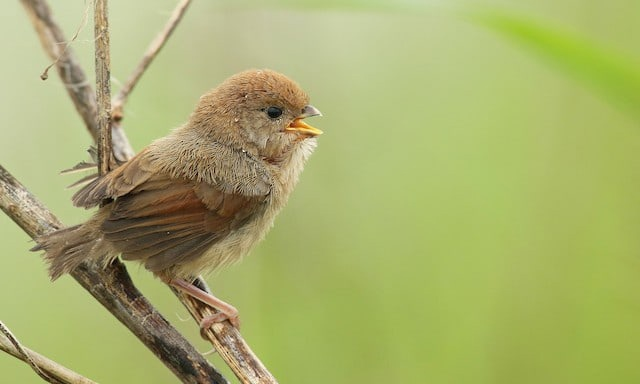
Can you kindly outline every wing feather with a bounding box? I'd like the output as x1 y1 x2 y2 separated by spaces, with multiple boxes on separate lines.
70 146 269 275
72 148 155 208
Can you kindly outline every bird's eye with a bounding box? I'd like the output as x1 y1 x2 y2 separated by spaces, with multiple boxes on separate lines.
266 106 283 119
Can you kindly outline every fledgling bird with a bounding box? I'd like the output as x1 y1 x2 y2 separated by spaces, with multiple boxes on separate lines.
32 69 322 328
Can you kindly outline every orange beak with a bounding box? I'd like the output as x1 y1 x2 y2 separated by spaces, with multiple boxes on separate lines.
285 105 323 137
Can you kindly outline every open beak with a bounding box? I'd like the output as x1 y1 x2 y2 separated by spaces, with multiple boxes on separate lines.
285 105 323 137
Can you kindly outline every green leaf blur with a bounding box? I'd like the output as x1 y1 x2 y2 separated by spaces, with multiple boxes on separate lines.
471 10 640 122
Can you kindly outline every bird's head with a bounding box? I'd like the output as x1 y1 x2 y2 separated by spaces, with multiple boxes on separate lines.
190 69 322 160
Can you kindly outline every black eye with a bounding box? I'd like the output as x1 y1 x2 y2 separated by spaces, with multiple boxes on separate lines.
266 106 283 119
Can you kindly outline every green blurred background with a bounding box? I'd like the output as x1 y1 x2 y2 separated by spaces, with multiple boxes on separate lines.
2 0 640 383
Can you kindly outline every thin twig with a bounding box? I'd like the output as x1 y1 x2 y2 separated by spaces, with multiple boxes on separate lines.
0 165 228 384
20 0 135 163
112 0 192 122
0 323 94 384
39 1 90 82
0 321 67 384
94 0 113 174
174 284 279 384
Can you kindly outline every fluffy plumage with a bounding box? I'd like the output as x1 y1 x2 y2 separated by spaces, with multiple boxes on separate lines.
33 69 322 295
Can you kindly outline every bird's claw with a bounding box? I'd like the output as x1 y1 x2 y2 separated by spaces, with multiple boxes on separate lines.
199 312 240 338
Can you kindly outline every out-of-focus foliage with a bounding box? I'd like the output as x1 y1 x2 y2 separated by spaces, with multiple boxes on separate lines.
472 10 640 122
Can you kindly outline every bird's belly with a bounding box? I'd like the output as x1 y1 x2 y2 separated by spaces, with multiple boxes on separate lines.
171 204 278 278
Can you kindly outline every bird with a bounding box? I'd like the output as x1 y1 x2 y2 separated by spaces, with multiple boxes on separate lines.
32 69 322 328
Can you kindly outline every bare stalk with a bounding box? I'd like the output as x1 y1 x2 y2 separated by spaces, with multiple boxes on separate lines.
94 0 113 174
0 321 94 384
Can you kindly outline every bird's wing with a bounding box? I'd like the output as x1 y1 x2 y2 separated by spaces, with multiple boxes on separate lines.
72 148 156 208
103 178 267 272
71 148 268 273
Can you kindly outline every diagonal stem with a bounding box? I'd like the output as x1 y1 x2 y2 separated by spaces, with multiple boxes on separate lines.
0 321 91 384
112 0 192 122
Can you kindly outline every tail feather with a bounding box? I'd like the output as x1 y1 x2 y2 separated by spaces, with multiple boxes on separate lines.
32 223 114 280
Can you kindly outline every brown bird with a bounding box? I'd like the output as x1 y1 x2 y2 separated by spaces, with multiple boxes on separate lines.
33 69 322 328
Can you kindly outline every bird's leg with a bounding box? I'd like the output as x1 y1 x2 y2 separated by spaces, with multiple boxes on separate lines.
168 278 240 329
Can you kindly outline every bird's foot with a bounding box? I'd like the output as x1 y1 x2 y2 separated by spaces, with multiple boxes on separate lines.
200 311 240 330
167 278 241 330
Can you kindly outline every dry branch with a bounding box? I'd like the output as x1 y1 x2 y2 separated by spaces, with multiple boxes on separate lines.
176 287 278 384
93 0 113 174
0 321 94 384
